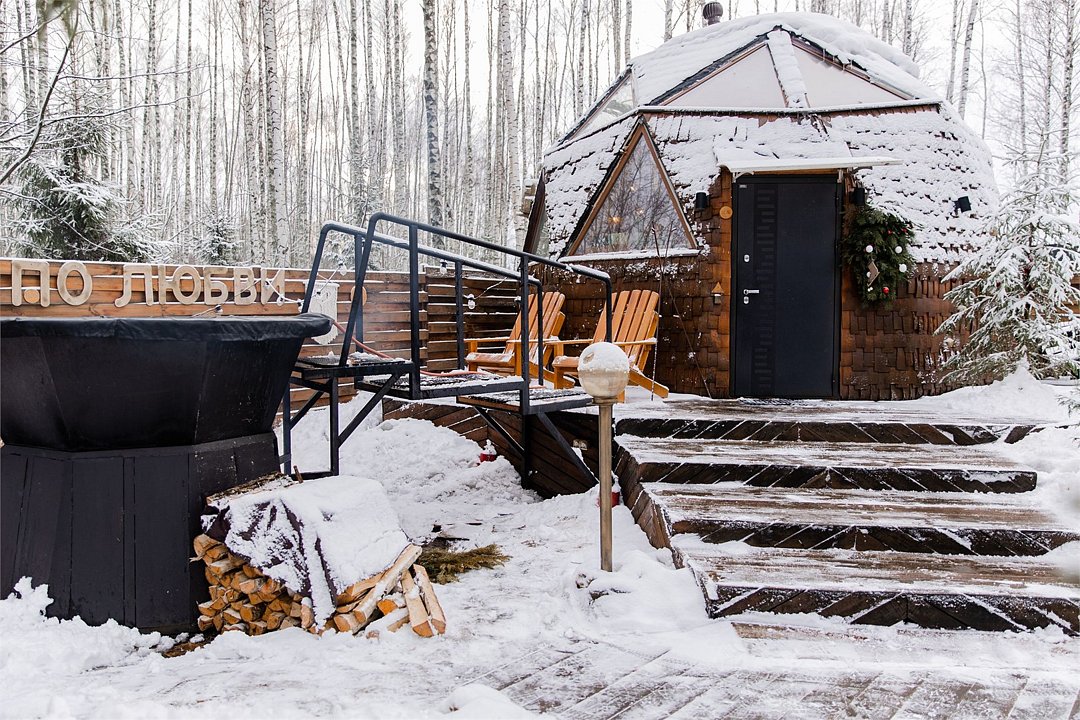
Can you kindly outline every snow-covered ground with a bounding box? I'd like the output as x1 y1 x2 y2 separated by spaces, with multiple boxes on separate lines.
2 372 1078 718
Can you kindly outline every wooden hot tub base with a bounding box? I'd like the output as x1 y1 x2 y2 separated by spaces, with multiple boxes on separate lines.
0 433 279 633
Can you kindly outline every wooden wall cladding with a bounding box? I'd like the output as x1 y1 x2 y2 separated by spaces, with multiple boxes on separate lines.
840 263 964 400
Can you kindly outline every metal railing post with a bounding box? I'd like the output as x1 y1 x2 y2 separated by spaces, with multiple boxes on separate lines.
455 261 465 369
408 224 422 395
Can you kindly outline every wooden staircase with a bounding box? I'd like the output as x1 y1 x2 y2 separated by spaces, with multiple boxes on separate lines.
615 400 1080 635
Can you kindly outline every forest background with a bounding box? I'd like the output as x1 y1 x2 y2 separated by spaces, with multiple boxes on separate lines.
0 0 1076 268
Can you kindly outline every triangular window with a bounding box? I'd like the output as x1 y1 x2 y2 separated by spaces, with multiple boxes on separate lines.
794 46 904 106
568 132 694 257
574 76 635 139
666 45 787 109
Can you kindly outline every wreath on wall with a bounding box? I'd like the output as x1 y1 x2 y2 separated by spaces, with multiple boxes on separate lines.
841 205 916 305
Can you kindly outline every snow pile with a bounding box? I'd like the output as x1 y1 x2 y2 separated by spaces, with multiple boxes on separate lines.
1 579 174 718
442 685 535 718
286 412 537 539
203 475 411 623
909 366 1072 422
766 30 808 108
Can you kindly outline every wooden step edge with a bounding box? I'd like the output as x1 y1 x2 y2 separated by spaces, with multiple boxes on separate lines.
670 536 1080 600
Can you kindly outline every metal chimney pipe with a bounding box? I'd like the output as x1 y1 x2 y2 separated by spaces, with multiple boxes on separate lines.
703 2 724 25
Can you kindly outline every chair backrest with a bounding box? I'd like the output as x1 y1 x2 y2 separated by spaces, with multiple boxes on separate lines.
593 289 660 367
507 291 566 350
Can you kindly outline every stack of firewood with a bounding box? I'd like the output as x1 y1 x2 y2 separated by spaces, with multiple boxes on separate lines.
193 534 446 638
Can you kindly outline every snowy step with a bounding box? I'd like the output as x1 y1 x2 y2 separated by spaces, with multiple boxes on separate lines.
632 483 1079 556
614 398 1048 445
672 536 1080 634
616 437 1037 493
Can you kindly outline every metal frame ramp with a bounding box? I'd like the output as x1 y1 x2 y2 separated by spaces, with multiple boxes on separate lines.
281 213 612 484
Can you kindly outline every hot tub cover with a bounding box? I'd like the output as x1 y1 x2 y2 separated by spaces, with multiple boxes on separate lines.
1 313 333 450
0 314 332 341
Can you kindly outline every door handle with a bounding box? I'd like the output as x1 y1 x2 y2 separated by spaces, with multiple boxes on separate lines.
743 289 760 295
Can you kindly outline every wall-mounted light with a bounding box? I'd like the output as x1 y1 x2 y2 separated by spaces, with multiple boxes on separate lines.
694 192 710 211
954 195 972 214
711 282 724 305
850 187 866 206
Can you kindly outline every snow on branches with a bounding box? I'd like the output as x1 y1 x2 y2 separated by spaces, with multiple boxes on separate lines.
939 178 1080 383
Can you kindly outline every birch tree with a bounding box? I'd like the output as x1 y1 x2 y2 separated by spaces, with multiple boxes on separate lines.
423 0 443 228
260 0 288 265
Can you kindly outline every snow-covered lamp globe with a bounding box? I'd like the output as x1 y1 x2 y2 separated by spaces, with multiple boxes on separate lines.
577 341 629 574
577 342 630 401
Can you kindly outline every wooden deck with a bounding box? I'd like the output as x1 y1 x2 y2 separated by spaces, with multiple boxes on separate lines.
465 637 1080 718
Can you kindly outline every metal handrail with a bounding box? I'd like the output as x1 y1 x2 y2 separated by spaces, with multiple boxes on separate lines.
302 221 538 377
363 212 613 415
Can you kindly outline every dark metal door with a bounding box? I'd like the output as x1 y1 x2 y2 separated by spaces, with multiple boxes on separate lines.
733 176 839 398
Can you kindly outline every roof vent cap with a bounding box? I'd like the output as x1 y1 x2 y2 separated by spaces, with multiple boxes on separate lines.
703 2 724 25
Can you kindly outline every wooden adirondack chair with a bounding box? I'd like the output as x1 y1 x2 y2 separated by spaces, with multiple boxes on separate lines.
464 291 566 378
551 289 669 398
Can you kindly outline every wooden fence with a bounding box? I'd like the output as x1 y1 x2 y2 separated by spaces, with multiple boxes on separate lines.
0 258 518 411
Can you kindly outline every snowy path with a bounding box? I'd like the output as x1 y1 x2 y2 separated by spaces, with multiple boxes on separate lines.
2 376 1078 718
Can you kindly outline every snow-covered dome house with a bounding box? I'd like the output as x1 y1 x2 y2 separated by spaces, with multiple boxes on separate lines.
524 12 996 400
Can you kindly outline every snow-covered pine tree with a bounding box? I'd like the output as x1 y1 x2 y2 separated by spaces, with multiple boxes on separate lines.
939 175 1080 383
14 108 154 263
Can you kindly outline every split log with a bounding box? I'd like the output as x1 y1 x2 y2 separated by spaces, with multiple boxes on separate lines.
193 534 221 560
376 590 404 616
412 565 447 635
400 568 434 637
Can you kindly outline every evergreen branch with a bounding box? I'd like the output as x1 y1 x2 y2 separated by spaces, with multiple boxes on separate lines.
0 21 75 186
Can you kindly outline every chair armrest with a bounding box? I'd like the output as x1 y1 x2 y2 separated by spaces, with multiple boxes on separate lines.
613 338 657 347
464 335 514 354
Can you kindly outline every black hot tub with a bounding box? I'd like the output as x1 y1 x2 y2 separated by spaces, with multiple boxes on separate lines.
0 314 330 632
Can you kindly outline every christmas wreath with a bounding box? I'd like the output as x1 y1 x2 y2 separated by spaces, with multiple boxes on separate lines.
841 205 916 305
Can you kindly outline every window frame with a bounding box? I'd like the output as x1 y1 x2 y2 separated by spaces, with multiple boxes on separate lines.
564 123 698 259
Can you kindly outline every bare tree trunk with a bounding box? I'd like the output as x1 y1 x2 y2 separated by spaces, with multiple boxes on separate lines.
143 0 160 209
1014 0 1027 168
500 0 520 245
611 0 621 71
238 0 262 258
184 0 194 255
624 0 632 66
347 0 366 223
209 0 220 217
16 0 36 122
1060 0 1076 184
114 0 134 195
462 0 475 234
422 0 443 228
946 0 961 102
663 0 674 42
902 0 914 56
260 0 288 265
957 0 979 117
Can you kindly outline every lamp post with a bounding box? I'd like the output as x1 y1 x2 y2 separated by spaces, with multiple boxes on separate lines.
577 342 630 573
